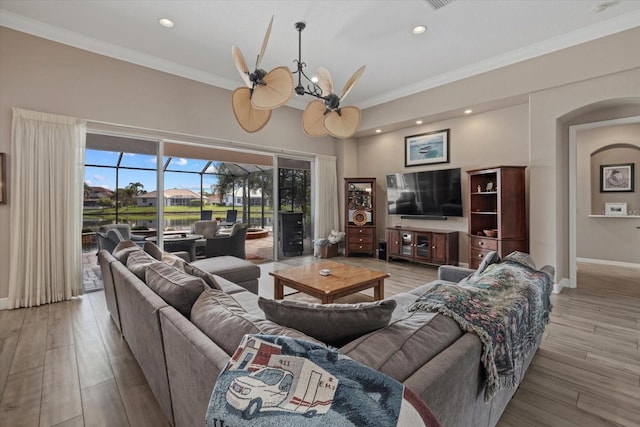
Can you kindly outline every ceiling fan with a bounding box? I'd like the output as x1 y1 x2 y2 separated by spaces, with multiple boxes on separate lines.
231 18 365 139
231 16 294 133
302 65 366 139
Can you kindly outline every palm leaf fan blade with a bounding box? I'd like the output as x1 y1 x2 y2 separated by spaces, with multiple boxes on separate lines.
251 66 295 110
232 87 271 133
323 106 361 139
302 100 328 137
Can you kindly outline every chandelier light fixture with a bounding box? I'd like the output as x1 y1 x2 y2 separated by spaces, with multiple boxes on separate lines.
231 16 365 139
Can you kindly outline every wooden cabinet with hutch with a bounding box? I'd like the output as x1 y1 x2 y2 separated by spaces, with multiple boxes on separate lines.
386 227 458 266
345 178 376 256
467 166 527 269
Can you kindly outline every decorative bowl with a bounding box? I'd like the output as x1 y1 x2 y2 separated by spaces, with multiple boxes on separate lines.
319 269 332 276
483 229 497 238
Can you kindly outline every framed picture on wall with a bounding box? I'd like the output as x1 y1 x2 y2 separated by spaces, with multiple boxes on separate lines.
405 129 450 167
600 163 634 192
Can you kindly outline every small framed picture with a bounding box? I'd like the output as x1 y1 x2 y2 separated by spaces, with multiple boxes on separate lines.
405 129 450 167
605 202 627 216
600 163 634 192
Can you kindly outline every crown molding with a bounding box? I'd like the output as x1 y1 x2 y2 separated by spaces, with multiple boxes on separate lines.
0 10 239 92
2 9 639 111
357 11 640 109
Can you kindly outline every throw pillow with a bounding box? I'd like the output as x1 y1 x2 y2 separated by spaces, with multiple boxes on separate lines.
503 251 536 269
145 262 206 318
143 241 163 260
112 240 142 264
125 250 157 281
144 241 186 271
191 289 320 354
257 298 397 346
184 264 222 290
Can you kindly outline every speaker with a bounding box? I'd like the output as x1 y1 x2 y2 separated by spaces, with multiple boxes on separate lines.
378 241 387 260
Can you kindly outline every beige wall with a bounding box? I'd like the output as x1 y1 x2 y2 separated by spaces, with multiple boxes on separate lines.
357 103 530 265
576 124 640 263
0 28 336 299
2 25 640 300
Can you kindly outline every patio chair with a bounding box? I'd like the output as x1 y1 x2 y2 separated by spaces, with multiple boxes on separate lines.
219 209 238 226
96 224 145 253
204 223 248 259
193 220 218 258
200 210 213 220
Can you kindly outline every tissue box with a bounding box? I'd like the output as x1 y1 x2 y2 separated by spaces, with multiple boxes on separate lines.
319 243 338 258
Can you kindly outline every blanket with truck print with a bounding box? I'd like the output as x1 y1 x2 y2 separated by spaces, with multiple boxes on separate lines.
206 334 440 427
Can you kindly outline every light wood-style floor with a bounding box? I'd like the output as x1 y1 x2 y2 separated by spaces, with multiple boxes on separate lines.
0 257 638 426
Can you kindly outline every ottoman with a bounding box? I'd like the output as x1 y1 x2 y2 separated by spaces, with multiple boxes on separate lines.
190 256 260 294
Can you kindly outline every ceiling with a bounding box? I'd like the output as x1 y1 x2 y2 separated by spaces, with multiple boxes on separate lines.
1 0 640 112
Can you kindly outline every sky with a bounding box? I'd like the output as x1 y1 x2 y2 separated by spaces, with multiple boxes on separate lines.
84 149 220 193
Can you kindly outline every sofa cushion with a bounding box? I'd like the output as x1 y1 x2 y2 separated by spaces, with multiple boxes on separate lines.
126 250 157 280
112 240 142 264
144 241 187 271
258 298 397 346
183 264 222 290
190 289 320 355
339 311 463 383
145 262 206 318
190 256 260 287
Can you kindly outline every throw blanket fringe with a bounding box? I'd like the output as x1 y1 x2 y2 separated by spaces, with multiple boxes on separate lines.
409 261 552 402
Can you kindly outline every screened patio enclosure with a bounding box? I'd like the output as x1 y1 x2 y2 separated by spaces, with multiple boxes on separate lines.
83 134 276 233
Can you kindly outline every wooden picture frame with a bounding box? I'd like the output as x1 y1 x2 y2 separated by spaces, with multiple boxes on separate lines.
600 163 634 192
405 129 450 167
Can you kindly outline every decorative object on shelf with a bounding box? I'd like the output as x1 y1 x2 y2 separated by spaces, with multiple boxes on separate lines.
483 229 497 237
0 152 5 204
486 181 494 192
352 209 368 226
605 202 627 216
231 17 366 139
600 163 634 192
405 129 450 167
477 184 482 193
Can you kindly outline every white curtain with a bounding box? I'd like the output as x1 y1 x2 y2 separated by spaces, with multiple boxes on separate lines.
313 155 339 254
9 108 86 308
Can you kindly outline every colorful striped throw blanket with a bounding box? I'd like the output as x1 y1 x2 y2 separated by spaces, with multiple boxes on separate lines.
409 260 553 401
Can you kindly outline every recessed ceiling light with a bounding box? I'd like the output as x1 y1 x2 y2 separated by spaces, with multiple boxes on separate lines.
416 120 423 125
375 129 382 133
464 109 472 114
412 25 427 35
311 76 318 83
158 18 174 28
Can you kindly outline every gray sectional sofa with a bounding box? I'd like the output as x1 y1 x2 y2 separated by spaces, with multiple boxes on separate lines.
98 247 553 427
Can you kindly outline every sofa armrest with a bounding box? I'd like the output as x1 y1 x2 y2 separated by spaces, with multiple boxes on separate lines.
438 265 474 283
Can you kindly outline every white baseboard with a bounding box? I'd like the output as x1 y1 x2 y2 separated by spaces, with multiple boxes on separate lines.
0 298 8 310
553 278 571 294
577 257 640 269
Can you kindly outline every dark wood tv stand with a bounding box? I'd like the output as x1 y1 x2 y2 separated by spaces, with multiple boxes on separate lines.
386 226 458 266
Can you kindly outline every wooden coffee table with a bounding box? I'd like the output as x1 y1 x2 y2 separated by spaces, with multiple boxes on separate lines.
270 261 390 304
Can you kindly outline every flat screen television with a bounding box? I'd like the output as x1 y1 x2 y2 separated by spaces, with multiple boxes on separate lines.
386 168 463 218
